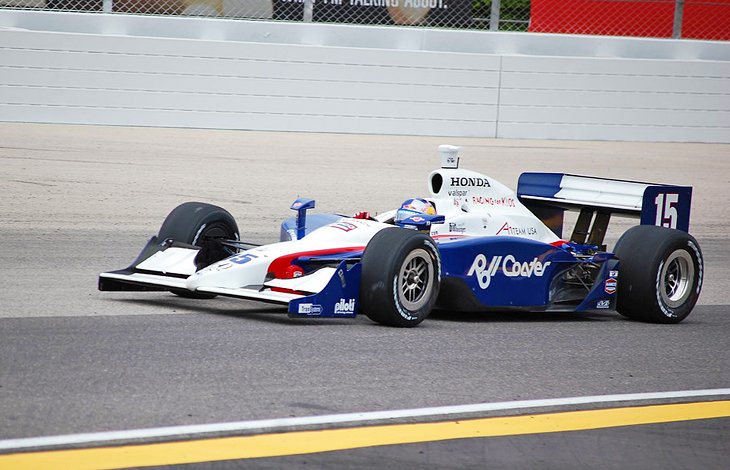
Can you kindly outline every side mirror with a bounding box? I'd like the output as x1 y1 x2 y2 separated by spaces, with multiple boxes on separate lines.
290 198 316 240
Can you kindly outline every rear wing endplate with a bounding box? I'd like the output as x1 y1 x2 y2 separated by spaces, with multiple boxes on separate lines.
517 173 692 243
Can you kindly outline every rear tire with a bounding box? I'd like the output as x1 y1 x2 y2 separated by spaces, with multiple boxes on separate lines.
360 228 440 327
614 225 703 323
158 202 239 299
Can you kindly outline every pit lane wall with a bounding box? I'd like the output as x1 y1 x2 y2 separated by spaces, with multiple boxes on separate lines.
1 10 729 142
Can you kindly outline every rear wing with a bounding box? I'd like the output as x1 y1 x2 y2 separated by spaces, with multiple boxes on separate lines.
517 173 692 245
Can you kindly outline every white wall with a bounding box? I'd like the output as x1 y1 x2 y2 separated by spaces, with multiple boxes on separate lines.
1 10 728 142
498 56 730 142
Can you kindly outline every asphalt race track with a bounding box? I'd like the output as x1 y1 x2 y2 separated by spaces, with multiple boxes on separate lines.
1 123 729 468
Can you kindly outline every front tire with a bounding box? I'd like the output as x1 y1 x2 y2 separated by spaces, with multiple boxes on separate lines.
157 202 239 299
158 201 239 247
614 225 703 323
360 228 440 327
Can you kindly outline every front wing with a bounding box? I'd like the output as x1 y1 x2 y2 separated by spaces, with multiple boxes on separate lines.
99 238 363 318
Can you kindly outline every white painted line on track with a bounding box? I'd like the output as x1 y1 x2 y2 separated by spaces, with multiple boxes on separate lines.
2 388 729 451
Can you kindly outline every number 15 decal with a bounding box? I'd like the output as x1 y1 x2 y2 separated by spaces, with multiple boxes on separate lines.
641 186 691 233
655 193 679 229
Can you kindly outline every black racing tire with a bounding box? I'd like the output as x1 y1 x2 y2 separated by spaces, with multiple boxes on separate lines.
614 225 703 324
158 202 239 299
158 201 239 247
360 228 441 327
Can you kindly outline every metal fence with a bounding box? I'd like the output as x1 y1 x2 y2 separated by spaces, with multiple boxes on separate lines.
1 0 728 40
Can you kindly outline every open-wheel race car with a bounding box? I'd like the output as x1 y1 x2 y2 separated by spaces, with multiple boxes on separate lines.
99 145 703 327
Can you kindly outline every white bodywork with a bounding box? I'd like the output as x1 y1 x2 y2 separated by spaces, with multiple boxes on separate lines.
520 174 658 213
100 145 562 302
423 166 562 243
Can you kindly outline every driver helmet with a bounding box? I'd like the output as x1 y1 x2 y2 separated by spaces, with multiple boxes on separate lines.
395 198 436 223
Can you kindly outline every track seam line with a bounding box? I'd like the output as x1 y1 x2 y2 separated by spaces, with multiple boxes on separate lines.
1 388 729 451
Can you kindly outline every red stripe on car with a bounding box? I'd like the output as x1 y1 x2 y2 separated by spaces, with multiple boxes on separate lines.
267 247 365 279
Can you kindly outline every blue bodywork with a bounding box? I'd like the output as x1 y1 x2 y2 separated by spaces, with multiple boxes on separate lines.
289 261 362 319
283 203 618 319
280 213 342 242
435 237 616 312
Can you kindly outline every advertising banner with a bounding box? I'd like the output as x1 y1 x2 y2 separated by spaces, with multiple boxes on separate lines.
529 0 730 40
273 0 472 27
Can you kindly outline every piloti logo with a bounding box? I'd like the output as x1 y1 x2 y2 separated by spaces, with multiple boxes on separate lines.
467 254 551 289
334 298 356 314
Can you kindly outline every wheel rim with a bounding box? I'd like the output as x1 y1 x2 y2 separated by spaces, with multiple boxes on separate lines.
397 249 434 311
660 249 695 308
192 222 237 246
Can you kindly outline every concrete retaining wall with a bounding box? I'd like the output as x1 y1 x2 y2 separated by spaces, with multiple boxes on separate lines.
1 10 728 142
